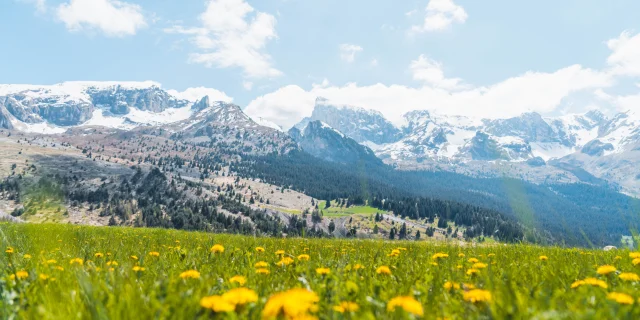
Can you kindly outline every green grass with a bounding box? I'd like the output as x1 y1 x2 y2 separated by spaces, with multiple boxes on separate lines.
318 201 384 217
1 223 640 319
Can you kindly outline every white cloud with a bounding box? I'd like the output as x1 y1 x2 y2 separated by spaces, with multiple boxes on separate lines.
243 81 254 91
411 0 467 33
607 30 640 76
246 64 612 129
165 0 281 79
19 0 47 13
339 44 363 63
410 54 463 89
167 87 232 103
56 0 147 37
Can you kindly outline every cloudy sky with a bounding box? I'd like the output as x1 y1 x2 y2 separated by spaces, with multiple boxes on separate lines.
2 0 640 128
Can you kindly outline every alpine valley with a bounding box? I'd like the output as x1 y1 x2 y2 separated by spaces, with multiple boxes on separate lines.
1 81 639 247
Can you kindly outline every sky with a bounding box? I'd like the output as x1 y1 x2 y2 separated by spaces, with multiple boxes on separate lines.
2 0 640 128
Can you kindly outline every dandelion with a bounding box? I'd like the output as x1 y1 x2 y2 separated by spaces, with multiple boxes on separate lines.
94 252 104 258
5 247 14 254
106 261 118 266
472 262 488 269
386 296 423 316
352 264 364 270
571 277 607 289
69 258 84 266
539 256 549 261
388 249 401 257
316 267 330 275
443 281 460 291
333 301 359 313
467 268 480 276
200 295 235 313
180 270 201 279
229 275 246 286
262 288 319 319
619 273 640 282
275 250 285 256
221 287 259 306
630 252 640 259
487 253 496 257
132 266 145 272
148 251 160 257
468 258 479 263
432 252 449 260
255 261 269 268
256 268 270 275
39 274 49 281
255 247 265 252
297 254 310 261
458 253 465 257
130 255 139 261
597 265 617 275
277 257 294 266
463 289 492 303
14 270 29 280
55 266 64 271
607 292 634 305
376 266 392 275
210 244 224 254
633 258 640 266
46 259 57 264
23 254 32 259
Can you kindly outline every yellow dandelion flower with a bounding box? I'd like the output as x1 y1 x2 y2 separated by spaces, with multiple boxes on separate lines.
255 261 269 268
376 266 392 275
255 247 265 252
256 268 270 275
180 270 201 279
456 265 463 269
316 267 330 275
222 287 258 306
468 258 479 263
614 256 622 260
443 281 461 291
458 253 465 257
275 250 285 255
69 258 84 266
46 259 57 264
352 264 364 270
106 261 118 266
597 265 617 275
633 258 640 266
277 257 295 266
94 252 104 258
630 252 640 259
619 272 640 282
462 283 476 290
463 289 492 303
431 262 439 266
132 266 145 272
467 268 480 276
333 301 359 313
607 292 634 305
388 249 401 257
386 296 423 316
130 255 139 261
5 247 14 254
539 255 549 261
487 253 496 257
23 254 32 259
148 251 160 257
14 270 29 280
571 277 608 289
297 254 310 261
432 252 449 260
55 266 64 271
39 274 49 281
210 244 225 254
200 295 235 313
472 262 488 269
229 275 247 286
262 288 319 319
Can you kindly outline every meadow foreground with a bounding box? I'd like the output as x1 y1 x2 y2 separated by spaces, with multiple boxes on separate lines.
1 223 639 319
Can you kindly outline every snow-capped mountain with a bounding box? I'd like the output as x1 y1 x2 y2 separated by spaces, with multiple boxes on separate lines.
294 97 402 148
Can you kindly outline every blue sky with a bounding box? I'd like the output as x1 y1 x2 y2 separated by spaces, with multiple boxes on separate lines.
2 0 640 128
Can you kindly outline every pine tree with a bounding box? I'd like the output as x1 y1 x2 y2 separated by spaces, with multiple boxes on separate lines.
389 227 396 240
415 230 421 240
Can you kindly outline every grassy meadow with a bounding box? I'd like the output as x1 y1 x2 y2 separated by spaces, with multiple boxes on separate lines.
1 223 640 319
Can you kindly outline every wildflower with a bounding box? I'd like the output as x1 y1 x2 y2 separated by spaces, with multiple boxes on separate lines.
571 277 607 289
316 267 330 275
607 292 634 305
180 270 201 280
619 273 640 282
256 268 270 275
386 296 423 316
130 255 139 261
467 268 480 276
597 265 617 275
23 254 32 259
539 256 548 261
487 253 496 257
55 266 64 271
210 244 225 254
388 249 401 257
432 252 449 260
277 257 295 266
275 250 285 256
443 281 460 291
200 295 235 313
229 275 246 286
463 289 492 303
106 261 118 266
46 259 57 264
39 274 49 281
630 252 640 259
333 301 359 313
14 270 29 280
69 258 84 266
255 247 265 252
462 283 476 290
94 252 104 258
633 258 640 266
255 261 269 268
5 247 14 254
458 253 465 257
262 288 319 319
352 264 364 270
614 256 622 260
472 262 488 269
376 266 392 275
297 254 310 261
468 258 479 263
132 266 146 272
221 287 259 306
148 251 160 257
